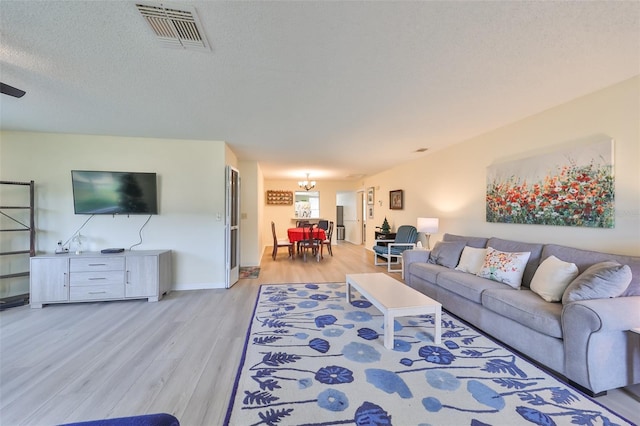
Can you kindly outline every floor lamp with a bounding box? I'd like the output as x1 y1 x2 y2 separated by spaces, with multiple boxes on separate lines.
417 218 439 249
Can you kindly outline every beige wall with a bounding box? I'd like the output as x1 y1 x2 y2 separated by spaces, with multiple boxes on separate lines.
239 160 264 266
2 76 637 298
0 132 232 294
361 76 640 255
262 179 361 254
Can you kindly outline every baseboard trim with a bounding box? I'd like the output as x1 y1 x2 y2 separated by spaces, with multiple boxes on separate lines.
173 282 225 291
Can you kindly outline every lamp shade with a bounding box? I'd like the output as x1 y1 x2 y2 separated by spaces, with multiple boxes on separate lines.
298 173 316 191
417 217 439 234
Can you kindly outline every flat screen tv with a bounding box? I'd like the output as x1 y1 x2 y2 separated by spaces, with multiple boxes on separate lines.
71 170 158 215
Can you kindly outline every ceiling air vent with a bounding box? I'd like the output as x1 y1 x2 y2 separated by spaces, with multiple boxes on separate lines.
135 2 210 51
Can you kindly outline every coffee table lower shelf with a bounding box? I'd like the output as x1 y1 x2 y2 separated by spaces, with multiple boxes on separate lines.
346 272 442 349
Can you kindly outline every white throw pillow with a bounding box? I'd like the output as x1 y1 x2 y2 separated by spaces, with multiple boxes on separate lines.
476 247 531 289
455 246 487 274
530 255 579 302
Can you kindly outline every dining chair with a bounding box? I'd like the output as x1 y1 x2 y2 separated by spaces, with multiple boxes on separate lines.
299 223 322 262
296 222 312 254
271 221 294 260
321 221 334 256
317 220 329 231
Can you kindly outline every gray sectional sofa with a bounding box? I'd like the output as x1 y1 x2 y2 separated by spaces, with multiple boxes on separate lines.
402 233 640 395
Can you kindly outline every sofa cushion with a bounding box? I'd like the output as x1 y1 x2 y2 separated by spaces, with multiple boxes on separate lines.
455 246 487 274
443 233 488 248
562 261 632 304
428 241 466 269
542 244 640 297
486 238 543 288
482 288 563 338
530 255 579 302
477 247 531 289
437 270 507 304
408 262 448 284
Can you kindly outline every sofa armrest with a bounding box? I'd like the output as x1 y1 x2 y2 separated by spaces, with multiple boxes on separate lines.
388 242 416 251
562 296 640 333
402 249 431 280
561 296 640 393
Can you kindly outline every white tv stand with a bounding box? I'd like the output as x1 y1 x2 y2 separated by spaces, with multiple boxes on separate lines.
30 250 171 308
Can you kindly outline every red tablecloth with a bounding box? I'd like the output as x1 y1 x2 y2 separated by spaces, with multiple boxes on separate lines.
287 227 326 243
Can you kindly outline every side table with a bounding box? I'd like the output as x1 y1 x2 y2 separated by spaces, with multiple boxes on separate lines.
375 231 396 242
374 232 397 264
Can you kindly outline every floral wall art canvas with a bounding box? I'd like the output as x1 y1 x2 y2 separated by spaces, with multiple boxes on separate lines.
486 139 614 228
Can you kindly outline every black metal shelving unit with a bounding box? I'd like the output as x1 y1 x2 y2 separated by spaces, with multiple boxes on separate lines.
0 180 35 309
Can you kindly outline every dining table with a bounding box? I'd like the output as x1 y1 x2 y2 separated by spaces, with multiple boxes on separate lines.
287 227 326 258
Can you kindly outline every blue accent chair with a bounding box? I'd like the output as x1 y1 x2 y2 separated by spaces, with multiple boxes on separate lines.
59 413 179 426
373 225 417 274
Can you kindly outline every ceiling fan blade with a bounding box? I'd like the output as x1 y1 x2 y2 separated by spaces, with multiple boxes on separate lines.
0 83 26 98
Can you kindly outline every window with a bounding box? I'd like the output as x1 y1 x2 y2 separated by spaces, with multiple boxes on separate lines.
295 191 320 218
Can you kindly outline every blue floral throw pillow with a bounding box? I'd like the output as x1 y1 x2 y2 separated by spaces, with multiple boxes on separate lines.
476 247 531 289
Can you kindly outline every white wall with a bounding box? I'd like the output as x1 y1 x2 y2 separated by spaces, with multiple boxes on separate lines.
362 76 640 255
0 132 233 292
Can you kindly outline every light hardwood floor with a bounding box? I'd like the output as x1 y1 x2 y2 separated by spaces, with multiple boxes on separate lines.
1 242 639 425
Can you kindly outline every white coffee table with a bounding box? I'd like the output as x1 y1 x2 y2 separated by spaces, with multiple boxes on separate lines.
346 272 442 349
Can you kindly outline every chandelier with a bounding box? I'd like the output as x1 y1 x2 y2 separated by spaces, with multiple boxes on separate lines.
298 173 316 191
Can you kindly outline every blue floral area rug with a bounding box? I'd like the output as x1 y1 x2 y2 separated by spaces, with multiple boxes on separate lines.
224 283 632 426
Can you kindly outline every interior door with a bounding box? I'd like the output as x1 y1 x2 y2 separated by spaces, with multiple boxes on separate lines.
225 166 240 288
359 190 366 245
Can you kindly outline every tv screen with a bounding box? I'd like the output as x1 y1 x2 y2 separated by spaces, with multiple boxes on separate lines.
71 170 158 215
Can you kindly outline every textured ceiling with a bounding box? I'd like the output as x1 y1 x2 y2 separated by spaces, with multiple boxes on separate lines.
1 1 639 180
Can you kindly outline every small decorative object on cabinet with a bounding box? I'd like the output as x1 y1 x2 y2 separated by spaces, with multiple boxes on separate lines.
266 190 293 205
30 250 172 308
374 231 396 242
0 180 35 310
378 217 391 234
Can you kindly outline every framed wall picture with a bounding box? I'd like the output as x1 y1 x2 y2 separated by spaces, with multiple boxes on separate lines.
486 139 614 228
266 190 293 205
368 205 374 219
367 187 374 205
390 189 403 210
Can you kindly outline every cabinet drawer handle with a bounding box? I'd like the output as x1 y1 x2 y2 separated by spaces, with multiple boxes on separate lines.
88 277 107 280
88 263 107 266
88 291 107 295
